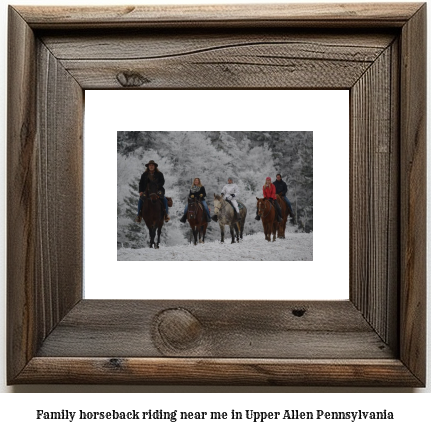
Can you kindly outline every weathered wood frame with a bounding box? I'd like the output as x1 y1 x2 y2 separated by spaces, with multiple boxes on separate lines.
7 3 426 386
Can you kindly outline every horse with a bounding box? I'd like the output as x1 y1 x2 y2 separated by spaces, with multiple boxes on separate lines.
256 197 278 242
213 194 247 244
276 194 290 239
140 182 164 248
187 197 207 245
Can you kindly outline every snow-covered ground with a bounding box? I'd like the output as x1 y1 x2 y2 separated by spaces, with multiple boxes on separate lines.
117 231 312 261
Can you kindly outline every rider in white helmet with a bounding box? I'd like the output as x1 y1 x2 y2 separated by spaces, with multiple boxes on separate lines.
221 177 240 216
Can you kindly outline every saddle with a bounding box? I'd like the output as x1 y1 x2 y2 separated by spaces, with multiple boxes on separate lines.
143 191 173 207
226 199 244 211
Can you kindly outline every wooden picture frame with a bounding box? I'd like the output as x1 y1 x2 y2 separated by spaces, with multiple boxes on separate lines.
7 3 426 386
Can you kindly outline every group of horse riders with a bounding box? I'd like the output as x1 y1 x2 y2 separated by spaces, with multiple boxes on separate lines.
135 160 294 224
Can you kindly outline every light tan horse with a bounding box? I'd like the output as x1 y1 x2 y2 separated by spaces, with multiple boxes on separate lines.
213 194 247 244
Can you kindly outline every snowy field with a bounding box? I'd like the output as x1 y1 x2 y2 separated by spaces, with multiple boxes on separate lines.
117 232 313 261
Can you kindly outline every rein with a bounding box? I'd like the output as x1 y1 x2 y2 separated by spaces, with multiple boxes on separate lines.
259 199 272 219
187 198 204 226
145 184 160 201
214 198 228 217
188 202 196 218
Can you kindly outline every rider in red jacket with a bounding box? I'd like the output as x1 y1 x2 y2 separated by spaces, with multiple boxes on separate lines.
263 182 277 200
255 177 282 222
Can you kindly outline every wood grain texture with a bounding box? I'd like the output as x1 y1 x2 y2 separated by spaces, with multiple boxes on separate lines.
7 3 426 386
399 3 427 385
35 40 84 337
54 34 394 89
36 300 393 359
7 6 38 381
15 358 423 386
7 6 83 383
350 44 399 348
15 3 423 29
41 31 395 89
41 31 395 60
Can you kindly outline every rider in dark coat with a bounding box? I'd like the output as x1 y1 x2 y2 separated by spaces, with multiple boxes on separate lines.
139 169 165 196
273 174 294 223
180 178 211 223
272 176 287 197
135 160 170 223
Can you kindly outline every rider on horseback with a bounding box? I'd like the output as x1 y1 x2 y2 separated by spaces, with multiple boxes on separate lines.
273 173 295 224
179 177 212 223
135 160 170 223
219 177 240 218
255 177 282 222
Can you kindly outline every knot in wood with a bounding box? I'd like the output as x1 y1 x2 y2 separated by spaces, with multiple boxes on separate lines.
155 308 203 351
292 308 306 317
116 71 150 87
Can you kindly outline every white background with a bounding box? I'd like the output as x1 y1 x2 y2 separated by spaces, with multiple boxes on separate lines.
0 0 429 422
85 90 349 300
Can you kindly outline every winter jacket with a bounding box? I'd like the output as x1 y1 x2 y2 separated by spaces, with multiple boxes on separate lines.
221 183 239 199
273 179 288 196
263 184 277 200
189 186 207 200
139 170 165 195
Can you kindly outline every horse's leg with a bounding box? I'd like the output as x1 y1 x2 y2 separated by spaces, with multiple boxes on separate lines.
202 224 206 243
272 223 277 242
155 225 162 249
234 223 240 242
229 225 235 244
153 230 157 248
149 227 155 248
220 223 225 243
193 226 198 245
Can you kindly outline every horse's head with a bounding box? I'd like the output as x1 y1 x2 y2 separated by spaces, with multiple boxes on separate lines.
187 197 198 219
256 197 267 216
147 182 160 201
213 193 223 216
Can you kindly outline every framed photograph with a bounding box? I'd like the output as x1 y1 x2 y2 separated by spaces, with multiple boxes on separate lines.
115 130 314 257
7 3 426 386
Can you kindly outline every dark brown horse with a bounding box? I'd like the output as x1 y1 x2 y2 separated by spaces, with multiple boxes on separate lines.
187 197 207 245
256 197 278 242
141 182 164 248
276 195 290 239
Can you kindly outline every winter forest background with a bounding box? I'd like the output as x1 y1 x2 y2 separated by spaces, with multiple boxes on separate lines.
117 131 313 249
